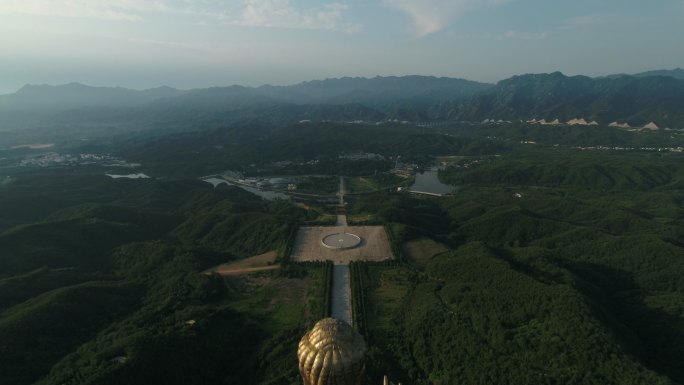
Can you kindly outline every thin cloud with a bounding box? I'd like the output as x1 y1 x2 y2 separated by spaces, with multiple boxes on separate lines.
564 13 634 27
0 0 358 32
382 0 511 37
0 0 174 21
238 0 359 32
503 30 549 40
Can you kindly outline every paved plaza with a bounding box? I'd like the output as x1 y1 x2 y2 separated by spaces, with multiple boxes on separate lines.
290 225 393 265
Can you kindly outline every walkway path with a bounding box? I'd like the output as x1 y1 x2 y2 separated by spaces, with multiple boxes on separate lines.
336 214 347 226
331 176 353 324
331 265 352 324
338 176 345 206
335 176 348 229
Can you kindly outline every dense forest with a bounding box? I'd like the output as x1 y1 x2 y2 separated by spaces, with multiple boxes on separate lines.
1 119 683 384
0 171 327 385
350 149 684 385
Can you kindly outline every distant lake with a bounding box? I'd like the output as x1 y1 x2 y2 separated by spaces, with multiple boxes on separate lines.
106 173 150 179
11 143 54 149
203 178 288 200
409 168 456 195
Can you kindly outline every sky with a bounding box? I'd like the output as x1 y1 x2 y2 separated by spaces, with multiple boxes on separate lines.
0 0 683 94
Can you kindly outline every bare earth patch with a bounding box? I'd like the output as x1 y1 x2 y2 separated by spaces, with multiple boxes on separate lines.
202 250 279 276
402 238 449 269
367 266 412 332
290 226 393 265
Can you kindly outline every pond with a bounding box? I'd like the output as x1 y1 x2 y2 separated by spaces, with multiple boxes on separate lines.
203 177 289 200
409 167 456 195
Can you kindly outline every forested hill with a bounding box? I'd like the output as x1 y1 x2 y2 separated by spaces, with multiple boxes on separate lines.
436 72 684 128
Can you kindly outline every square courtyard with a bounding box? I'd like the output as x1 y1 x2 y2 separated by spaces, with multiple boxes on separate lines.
290 226 394 265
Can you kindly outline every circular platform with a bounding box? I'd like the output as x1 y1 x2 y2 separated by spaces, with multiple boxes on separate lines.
321 232 362 249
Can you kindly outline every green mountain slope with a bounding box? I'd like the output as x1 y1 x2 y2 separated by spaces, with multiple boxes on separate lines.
438 72 684 128
0 171 314 385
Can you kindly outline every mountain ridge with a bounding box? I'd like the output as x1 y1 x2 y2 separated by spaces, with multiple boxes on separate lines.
437 72 684 128
2 71 684 129
602 68 684 80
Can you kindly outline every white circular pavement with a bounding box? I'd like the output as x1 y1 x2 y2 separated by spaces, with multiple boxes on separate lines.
321 232 362 249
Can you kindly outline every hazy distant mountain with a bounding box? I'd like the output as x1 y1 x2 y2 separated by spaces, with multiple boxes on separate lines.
0 76 492 130
602 68 684 80
256 75 493 108
0 76 491 114
149 85 277 111
0 83 185 112
438 72 684 128
2 73 683 131
633 68 684 80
